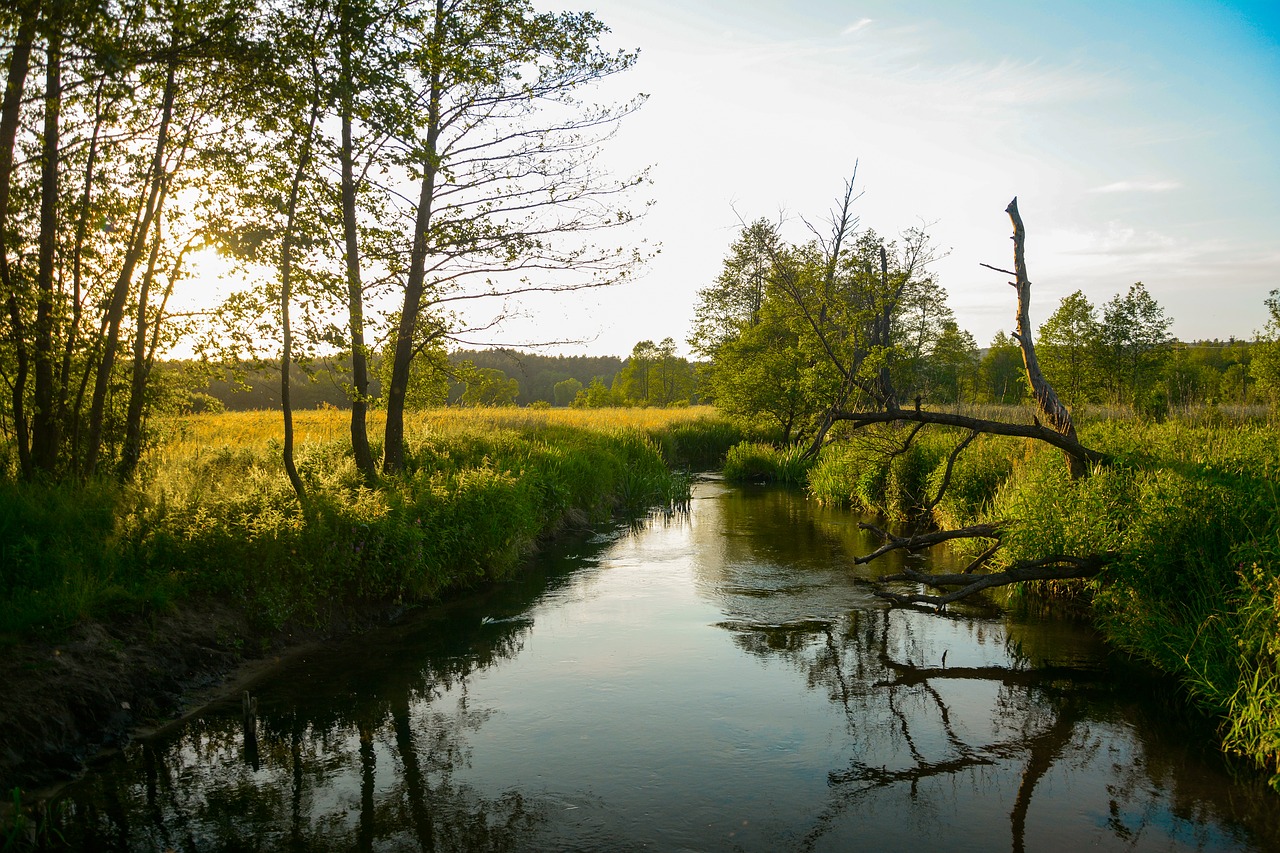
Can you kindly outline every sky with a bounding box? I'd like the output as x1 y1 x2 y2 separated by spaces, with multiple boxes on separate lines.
477 0 1280 356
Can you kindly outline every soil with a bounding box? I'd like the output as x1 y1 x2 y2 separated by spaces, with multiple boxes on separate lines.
0 600 400 796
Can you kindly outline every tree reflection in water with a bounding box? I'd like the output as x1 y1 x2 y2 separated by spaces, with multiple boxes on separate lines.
718 591 1262 852
54 614 546 852
705 485 1270 853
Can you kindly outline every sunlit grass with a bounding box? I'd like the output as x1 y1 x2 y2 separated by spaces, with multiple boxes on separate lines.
1 405 742 643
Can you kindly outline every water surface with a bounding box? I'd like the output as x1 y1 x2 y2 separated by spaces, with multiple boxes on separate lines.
54 480 1280 851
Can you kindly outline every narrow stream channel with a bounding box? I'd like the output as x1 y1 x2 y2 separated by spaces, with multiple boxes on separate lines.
51 479 1280 851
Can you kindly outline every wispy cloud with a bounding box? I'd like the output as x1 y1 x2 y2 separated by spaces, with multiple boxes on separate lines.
841 18 873 36
1089 180 1183 193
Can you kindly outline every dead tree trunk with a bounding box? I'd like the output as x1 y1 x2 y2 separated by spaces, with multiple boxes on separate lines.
990 197 1088 479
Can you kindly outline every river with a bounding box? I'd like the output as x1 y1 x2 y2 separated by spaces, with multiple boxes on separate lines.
50 479 1280 851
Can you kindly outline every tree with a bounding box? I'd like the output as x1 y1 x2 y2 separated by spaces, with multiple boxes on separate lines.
379 0 646 473
572 376 615 408
688 218 779 355
458 365 518 406
923 320 978 405
760 191 1111 607
1251 289 1280 406
553 377 582 407
1037 290 1101 406
979 331 1027 404
1 0 258 481
692 187 948 447
1097 282 1172 409
376 335 448 410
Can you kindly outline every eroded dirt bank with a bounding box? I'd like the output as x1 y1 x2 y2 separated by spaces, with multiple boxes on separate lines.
0 601 395 795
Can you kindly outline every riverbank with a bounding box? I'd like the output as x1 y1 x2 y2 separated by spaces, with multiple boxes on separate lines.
0 408 747 795
736 411 1280 790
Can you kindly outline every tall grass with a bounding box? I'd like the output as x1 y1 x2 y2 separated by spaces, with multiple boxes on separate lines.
0 407 740 640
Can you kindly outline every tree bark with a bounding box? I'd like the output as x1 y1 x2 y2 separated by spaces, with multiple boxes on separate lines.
383 0 444 475
338 3 375 480
0 3 37 479
279 100 321 505
31 13 62 475
117 215 165 480
83 55 178 477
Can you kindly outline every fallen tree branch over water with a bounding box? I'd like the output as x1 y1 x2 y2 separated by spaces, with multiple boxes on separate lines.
873 553 1114 610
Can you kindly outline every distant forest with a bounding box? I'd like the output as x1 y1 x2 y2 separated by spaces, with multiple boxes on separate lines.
168 350 626 411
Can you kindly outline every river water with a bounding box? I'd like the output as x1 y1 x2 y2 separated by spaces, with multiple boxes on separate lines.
52 479 1280 851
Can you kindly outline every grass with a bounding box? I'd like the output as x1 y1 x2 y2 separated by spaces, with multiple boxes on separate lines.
0 406 743 640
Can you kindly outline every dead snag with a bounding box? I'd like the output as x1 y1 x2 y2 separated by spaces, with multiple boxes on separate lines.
982 197 1088 479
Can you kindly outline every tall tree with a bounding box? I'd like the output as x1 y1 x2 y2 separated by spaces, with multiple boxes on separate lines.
1037 290 1102 406
1250 289 1280 406
1097 282 1172 408
979 331 1028 404
380 0 645 472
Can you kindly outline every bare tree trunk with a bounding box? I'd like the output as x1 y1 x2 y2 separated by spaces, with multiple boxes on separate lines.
83 56 177 478
1002 197 1087 479
57 81 105 446
279 102 322 505
118 215 165 480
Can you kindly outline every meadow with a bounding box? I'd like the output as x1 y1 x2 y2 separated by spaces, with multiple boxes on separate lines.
0 406 746 642
729 406 1280 789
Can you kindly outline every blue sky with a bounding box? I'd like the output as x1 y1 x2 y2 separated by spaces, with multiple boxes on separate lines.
496 0 1279 354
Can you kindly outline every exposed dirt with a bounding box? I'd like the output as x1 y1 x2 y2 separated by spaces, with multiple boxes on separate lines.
0 600 392 795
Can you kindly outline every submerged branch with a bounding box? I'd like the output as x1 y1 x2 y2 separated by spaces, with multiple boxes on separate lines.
855 522 1005 565
873 553 1113 609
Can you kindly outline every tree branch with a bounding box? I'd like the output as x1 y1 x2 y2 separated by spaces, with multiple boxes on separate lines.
854 522 1005 565
874 553 1113 609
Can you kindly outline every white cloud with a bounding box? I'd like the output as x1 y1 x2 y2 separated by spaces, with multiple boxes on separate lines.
841 18 873 36
1089 180 1183 193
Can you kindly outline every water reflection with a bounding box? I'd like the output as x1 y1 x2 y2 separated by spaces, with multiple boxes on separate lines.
48 483 1279 852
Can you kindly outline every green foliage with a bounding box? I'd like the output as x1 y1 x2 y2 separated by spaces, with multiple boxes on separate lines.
457 364 519 407
612 338 696 407
979 331 1028 404
722 442 811 485
1038 289 1104 405
553 377 583 407
572 377 618 408
1252 289 1280 407
801 413 1280 782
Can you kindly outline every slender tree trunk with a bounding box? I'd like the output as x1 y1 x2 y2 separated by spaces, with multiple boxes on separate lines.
58 82 105 443
31 16 63 475
338 7 375 479
83 57 177 477
1 4 38 479
117 216 164 480
383 1 445 474
279 102 321 505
